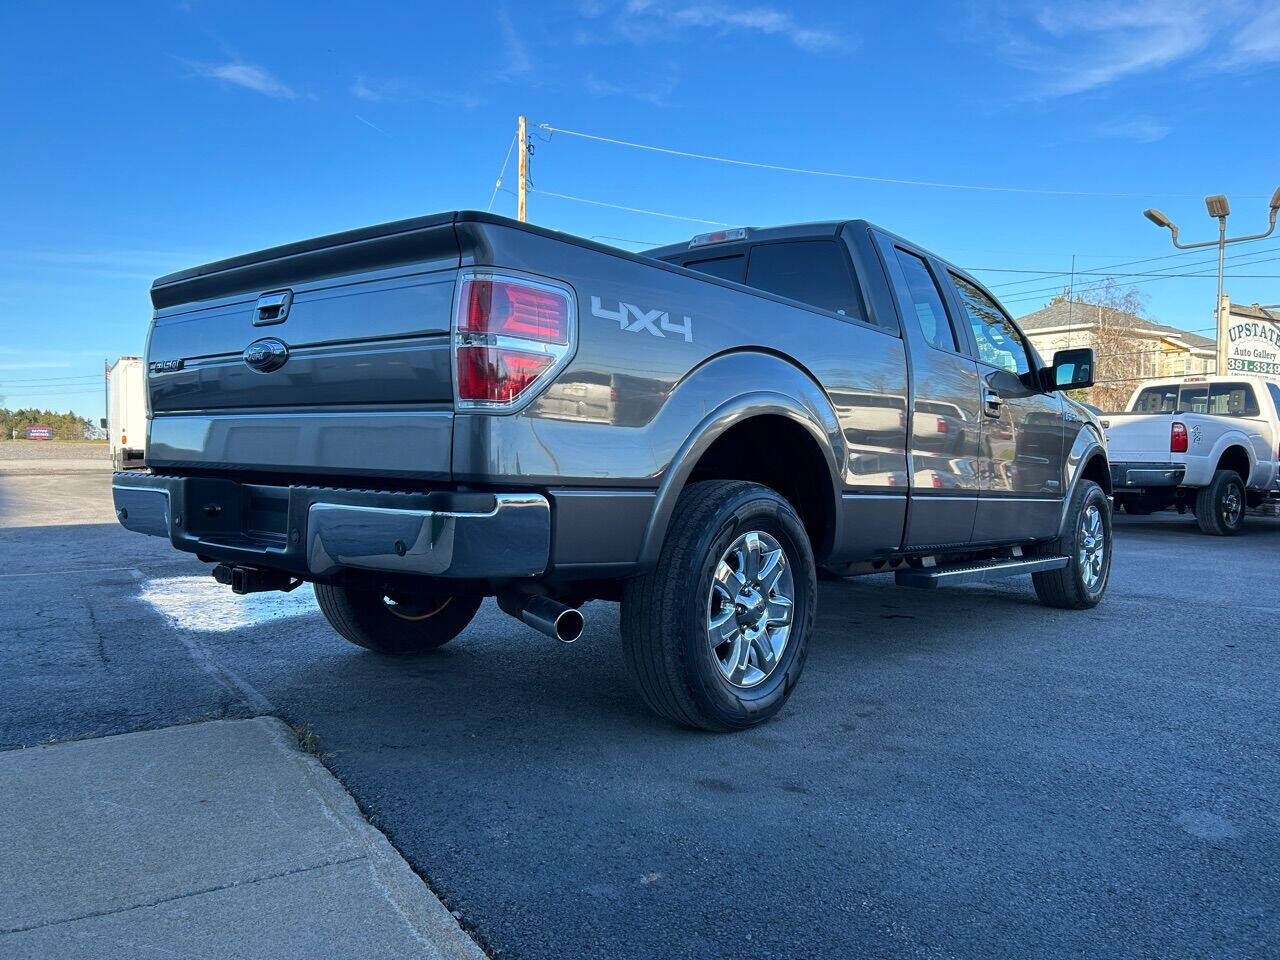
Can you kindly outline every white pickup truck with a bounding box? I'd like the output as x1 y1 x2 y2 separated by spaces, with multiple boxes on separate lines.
1103 374 1280 535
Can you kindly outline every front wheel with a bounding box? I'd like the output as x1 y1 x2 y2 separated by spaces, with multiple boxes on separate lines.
314 583 482 655
1195 470 1245 536
1031 479 1111 610
620 480 816 732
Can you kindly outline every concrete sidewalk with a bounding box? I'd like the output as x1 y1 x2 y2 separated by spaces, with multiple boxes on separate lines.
0 718 485 960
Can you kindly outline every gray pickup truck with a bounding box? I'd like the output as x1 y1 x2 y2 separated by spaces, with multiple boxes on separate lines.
113 212 1110 730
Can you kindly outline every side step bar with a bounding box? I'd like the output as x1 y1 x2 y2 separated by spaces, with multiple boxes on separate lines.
894 555 1068 589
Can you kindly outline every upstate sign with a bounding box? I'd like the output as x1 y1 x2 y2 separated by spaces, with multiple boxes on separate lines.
1226 314 1280 378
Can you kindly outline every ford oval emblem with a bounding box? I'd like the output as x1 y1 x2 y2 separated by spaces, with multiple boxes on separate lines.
243 337 289 373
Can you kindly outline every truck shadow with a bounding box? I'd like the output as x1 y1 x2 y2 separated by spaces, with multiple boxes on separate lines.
1113 511 1280 539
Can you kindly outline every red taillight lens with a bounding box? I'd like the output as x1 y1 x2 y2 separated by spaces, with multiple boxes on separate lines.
1171 421 1188 453
456 347 554 404
454 275 574 408
936 417 948 434
459 279 569 344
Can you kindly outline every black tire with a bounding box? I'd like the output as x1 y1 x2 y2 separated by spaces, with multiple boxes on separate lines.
314 583 482 655
1031 479 1111 610
1195 470 1245 536
620 480 816 732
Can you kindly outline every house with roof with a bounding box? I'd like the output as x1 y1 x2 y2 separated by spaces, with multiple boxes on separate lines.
1015 299 1216 382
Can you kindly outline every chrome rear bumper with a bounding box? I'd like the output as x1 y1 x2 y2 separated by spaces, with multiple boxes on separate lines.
111 473 550 579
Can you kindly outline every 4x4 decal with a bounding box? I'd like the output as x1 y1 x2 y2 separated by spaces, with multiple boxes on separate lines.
591 296 693 343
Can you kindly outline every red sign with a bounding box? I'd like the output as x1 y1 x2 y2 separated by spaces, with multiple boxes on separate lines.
26 426 53 440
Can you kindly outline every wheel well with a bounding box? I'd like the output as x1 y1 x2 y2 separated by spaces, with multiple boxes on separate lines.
687 415 835 556
1080 451 1111 496
1216 445 1250 480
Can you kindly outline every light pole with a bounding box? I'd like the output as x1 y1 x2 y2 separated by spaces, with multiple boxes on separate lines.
1144 188 1280 374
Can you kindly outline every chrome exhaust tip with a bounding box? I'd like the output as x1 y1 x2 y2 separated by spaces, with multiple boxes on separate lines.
498 591 584 643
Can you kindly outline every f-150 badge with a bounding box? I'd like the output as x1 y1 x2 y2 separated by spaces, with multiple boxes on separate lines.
591 296 693 343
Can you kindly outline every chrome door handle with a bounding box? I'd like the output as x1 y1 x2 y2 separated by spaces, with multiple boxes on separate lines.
983 390 1004 416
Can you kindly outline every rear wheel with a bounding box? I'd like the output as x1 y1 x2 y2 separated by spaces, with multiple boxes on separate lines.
1031 479 1111 610
620 480 816 732
1195 470 1245 536
314 583 482 654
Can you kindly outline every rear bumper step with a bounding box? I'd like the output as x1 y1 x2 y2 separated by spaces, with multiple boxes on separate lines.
894 555 1068 588
112 472 550 580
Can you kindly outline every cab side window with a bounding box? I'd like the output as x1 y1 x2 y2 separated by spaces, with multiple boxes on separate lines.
745 240 865 322
893 248 959 351
1267 382 1280 417
951 274 1030 376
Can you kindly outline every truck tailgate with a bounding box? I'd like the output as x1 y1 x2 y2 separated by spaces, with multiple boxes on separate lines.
145 214 460 480
1102 413 1174 460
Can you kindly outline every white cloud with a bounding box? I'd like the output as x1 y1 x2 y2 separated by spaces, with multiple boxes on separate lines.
994 1 1280 97
584 70 678 104
1010 2 1210 96
189 60 297 99
1094 115 1170 143
580 1 843 52
1229 5 1280 63
497 10 533 76
351 74 482 109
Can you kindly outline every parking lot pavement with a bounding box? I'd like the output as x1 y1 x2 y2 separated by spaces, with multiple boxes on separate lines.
2 461 1278 960
0 717 485 960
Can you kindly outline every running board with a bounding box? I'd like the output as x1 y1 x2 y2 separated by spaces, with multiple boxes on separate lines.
894 555 1069 589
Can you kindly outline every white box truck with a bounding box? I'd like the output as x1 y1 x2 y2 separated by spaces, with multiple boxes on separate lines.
104 356 146 470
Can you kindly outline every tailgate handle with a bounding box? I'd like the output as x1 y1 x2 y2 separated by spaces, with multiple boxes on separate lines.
254 290 293 326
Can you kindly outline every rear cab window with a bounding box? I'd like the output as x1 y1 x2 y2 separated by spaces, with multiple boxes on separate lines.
1138 381 1261 416
1206 382 1260 416
683 254 744 283
1133 384 1178 412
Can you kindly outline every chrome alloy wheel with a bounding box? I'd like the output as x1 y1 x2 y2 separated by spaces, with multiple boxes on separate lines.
1078 503 1107 591
707 531 795 689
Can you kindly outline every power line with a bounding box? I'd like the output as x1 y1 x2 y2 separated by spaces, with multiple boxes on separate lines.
976 267 1280 279
2 388 104 397
536 122 1271 201
982 237 1279 291
486 130 519 213
0 373 100 383
589 235 665 247
532 188 728 225
1000 253 1280 307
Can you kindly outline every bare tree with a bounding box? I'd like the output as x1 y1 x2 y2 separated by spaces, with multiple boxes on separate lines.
1049 281 1149 410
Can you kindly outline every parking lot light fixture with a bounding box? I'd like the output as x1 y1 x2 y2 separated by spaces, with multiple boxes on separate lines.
1143 187 1280 374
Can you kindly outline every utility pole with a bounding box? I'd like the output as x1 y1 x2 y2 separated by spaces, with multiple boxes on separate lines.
517 115 528 223
1144 188 1280 375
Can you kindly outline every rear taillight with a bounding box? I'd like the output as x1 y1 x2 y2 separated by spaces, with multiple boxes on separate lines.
1171 421 1188 453
936 417 948 434
453 274 574 408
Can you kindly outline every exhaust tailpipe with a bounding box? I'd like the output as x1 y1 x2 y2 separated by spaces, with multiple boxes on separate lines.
498 591 584 643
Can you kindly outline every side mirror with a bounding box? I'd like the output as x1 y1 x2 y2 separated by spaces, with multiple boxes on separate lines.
1047 348 1095 391
99 418 108 429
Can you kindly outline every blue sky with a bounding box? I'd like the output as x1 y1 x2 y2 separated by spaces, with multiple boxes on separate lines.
4 0 1280 420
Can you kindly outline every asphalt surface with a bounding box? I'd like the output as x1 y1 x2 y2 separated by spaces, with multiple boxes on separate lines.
2 462 1276 959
